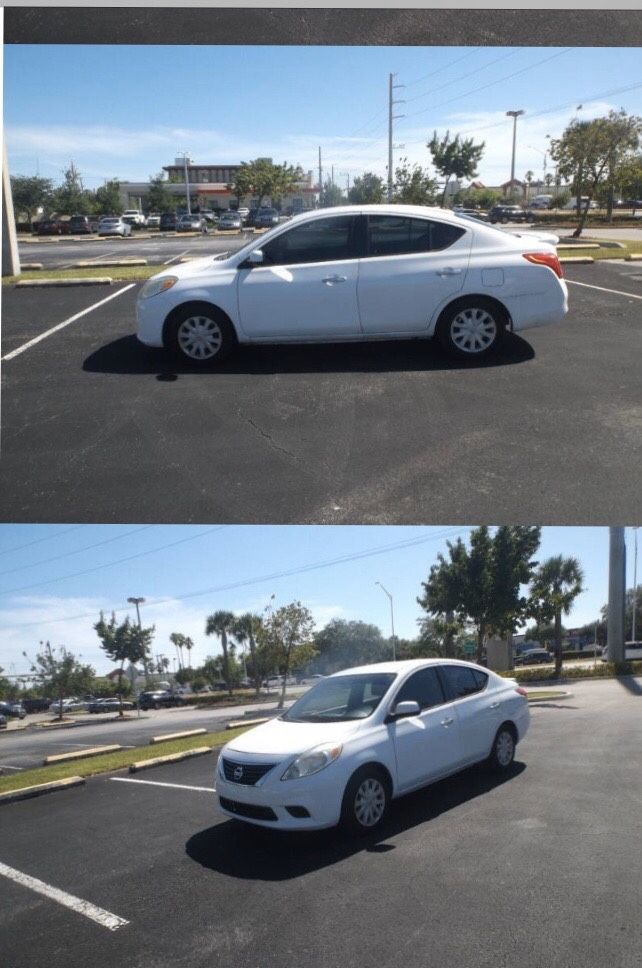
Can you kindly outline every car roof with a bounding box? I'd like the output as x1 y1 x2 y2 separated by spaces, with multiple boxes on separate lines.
329 657 489 677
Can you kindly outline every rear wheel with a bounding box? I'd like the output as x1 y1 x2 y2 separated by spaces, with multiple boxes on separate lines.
437 298 506 359
340 766 390 835
488 725 516 772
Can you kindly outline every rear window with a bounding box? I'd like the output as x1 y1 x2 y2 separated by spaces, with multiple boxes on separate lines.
441 665 488 698
367 215 465 257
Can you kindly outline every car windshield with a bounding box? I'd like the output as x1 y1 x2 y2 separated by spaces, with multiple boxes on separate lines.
281 672 396 723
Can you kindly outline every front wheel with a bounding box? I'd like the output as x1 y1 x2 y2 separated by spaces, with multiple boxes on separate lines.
169 304 236 365
487 726 516 772
340 766 390 835
437 298 506 359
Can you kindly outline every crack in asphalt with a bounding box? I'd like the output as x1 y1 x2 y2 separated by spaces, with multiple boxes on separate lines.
242 414 303 463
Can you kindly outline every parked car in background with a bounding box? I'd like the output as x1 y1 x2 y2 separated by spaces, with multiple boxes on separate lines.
0 701 27 719
514 649 553 666
88 698 135 713
488 204 528 224
159 212 179 232
216 658 529 832
146 213 161 228
254 208 281 229
527 195 554 210
201 211 220 226
98 217 132 237
122 209 147 227
138 690 185 710
177 214 206 232
36 218 72 236
0 713 7 729
49 698 89 714
601 641 642 662
137 204 568 365
68 214 95 234
21 697 52 713
237 207 250 222
218 210 243 230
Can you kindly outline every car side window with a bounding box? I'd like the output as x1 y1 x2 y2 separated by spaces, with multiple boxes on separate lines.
441 665 487 699
261 216 356 266
367 215 465 258
394 667 446 710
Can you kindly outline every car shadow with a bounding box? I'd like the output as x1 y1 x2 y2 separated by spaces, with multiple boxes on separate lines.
83 333 535 379
185 761 525 882
614 675 642 697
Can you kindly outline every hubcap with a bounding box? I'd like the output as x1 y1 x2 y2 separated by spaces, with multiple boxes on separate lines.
177 316 223 360
451 308 497 353
354 777 386 827
496 731 514 766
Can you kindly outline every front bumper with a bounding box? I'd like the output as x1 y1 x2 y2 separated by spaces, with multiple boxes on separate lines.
215 767 344 831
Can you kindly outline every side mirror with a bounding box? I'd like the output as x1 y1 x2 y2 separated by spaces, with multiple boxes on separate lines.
242 249 264 268
388 700 421 721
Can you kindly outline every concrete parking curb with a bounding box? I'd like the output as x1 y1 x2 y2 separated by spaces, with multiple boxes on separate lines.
226 717 270 729
15 277 113 287
149 728 207 744
0 777 85 806
527 691 572 702
129 746 213 772
74 259 147 267
20 262 43 270
44 745 122 765
559 256 594 264
625 253 642 261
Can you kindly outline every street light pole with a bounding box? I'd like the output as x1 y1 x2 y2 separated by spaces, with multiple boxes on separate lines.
375 581 396 660
632 528 638 642
180 152 191 216
506 110 525 188
127 596 147 701
607 528 626 663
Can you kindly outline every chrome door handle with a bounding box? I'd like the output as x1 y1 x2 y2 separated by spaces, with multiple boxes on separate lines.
440 717 454 727
437 267 462 276
322 274 347 284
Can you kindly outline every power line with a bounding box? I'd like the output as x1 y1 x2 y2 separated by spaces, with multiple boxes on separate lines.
0 527 226 596
3 527 467 632
405 49 519 105
0 525 84 559
405 47 483 88
0 526 155 579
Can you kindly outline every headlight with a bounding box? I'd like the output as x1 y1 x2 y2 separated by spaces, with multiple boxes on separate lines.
281 743 342 781
139 275 178 299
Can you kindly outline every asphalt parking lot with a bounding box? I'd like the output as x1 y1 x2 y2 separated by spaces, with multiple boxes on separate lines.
1 676 640 968
18 232 248 268
1 259 640 525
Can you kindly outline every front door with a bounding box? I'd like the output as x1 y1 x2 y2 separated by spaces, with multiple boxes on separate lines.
237 214 361 340
358 214 472 334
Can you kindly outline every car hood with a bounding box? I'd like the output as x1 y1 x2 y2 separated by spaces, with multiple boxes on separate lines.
158 255 234 283
225 715 364 758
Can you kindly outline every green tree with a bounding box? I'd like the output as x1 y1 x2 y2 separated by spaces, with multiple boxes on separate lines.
53 161 92 215
10 174 54 225
428 130 485 207
348 172 385 204
232 613 263 696
550 110 642 235
258 602 316 708
528 556 585 676
227 163 254 209
229 158 303 211
392 158 438 205
418 526 541 663
320 179 344 207
25 643 94 720
170 632 194 671
454 186 500 210
205 610 236 696
94 612 155 716
312 619 390 674
93 179 122 217
146 172 175 213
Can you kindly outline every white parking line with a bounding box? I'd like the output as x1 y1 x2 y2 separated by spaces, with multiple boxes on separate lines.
0 765 24 770
163 249 191 266
1 284 136 362
566 279 642 300
0 861 129 932
110 777 215 793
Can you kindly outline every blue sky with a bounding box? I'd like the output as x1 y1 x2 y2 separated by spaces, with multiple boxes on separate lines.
0 526 637 675
5 45 642 189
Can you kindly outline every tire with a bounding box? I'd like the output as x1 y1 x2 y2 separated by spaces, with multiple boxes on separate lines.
168 304 237 365
487 725 516 773
340 765 390 835
437 297 507 359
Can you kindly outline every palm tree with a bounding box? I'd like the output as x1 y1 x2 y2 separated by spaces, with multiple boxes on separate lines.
205 611 236 695
184 637 194 670
529 556 584 677
233 613 263 697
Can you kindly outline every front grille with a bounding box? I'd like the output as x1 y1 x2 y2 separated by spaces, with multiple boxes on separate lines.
222 758 277 785
219 797 277 821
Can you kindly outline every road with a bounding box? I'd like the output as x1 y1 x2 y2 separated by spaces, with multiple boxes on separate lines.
1 676 640 968
18 232 248 268
2 258 640 525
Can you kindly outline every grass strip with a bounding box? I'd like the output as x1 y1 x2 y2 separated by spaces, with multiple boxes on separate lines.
0 725 249 794
3 265 159 285
557 240 642 261
526 690 568 702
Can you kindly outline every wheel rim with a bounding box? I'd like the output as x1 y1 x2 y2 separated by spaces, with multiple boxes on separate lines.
354 777 386 827
177 316 223 360
496 731 514 766
450 308 497 354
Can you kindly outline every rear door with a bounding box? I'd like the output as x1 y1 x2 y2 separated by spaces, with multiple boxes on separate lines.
358 214 472 334
438 665 501 763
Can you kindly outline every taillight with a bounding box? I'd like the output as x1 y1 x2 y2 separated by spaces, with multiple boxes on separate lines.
515 687 528 698
522 251 564 279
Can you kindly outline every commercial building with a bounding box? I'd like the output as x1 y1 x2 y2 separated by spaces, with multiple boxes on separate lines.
119 156 319 213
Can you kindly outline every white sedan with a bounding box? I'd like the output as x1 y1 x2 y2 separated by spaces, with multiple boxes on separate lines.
136 204 568 364
215 658 530 833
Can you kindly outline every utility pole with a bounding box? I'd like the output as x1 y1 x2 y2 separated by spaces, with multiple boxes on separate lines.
180 151 191 215
375 581 396 661
127 596 148 694
2 143 21 277
388 73 406 202
506 110 525 188
318 146 323 208
632 529 638 642
607 527 626 663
